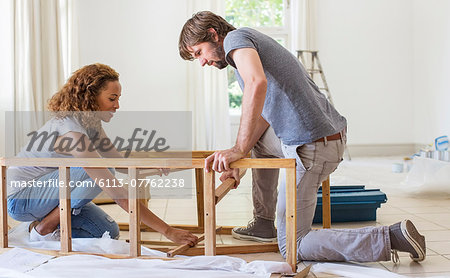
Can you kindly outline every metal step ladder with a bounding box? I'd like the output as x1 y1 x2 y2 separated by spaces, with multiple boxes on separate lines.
297 50 351 160
297 50 334 104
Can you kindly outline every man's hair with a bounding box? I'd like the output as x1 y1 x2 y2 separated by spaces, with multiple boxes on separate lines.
179 11 236 61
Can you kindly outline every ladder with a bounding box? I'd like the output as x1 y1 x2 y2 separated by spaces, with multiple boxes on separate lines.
297 50 333 105
297 50 351 160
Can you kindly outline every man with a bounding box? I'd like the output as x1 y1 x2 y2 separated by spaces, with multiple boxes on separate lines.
179 11 426 263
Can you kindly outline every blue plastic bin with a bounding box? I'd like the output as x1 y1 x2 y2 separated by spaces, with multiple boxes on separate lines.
313 185 387 223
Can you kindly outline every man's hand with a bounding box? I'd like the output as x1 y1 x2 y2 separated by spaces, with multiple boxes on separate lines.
205 146 245 173
164 227 199 246
219 168 242 189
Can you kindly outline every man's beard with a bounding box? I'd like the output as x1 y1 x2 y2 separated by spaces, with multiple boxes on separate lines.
212 42 228 69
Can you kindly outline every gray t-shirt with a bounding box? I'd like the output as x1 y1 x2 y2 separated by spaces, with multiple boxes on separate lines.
7 116 88 197
224 27 347 145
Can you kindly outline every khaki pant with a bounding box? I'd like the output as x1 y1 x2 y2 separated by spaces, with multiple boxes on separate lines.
252 127 391 261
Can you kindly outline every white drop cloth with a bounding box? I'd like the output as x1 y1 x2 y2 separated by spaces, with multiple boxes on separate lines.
4 222 291 277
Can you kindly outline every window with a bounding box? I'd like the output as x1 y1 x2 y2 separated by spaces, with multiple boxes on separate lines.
225 0 291 113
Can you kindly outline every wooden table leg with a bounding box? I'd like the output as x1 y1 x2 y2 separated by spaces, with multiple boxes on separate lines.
204 170 215 255
195 168 205 229
128 167 141 257
59 166 72 253
286 167 297 273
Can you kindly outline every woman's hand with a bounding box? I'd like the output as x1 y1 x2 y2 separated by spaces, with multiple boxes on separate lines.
164 227 199 246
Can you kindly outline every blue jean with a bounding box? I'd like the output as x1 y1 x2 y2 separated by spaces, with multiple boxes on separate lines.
7 167 120 239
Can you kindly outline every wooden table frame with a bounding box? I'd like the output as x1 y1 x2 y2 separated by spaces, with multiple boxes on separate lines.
122 151 331 233
0 155 300 272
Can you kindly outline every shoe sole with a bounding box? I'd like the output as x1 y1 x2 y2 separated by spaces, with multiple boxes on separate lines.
231 230 277 243
401 220 426 262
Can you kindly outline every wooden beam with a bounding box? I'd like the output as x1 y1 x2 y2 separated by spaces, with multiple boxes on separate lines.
127 239 178 246
322 176 331 229
127 151 250 159
0 166 7 248
118 223 234 235
126 151 215 158
4 158 202 168
152 243 279 256
204 170 216 255
195 168 205 228
128 167 141 257
59 167 71 253
215 169 246 204
167 227 222 257
285 167 297 273
230 159 295 169
137 168 188 178
4 158 295 169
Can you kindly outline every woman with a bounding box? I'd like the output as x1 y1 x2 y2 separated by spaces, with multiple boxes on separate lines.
7 63 198 246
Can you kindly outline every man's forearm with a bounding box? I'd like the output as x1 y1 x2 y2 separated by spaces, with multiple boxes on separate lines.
235 82 268 154
236 115 269 153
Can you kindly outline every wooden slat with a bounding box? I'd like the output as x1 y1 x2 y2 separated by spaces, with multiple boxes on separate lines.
152 243 279 256
128 167 141 257
59 167 71 253
204 170 215 255
167 227 222 257
127 151 250 159
3 158 295 169
0 166 7 248
137 168 188 178
127 240 178 246
4 158 202 168
126 151 214 158
285 167 297 273
118 223 234 235
195 168 205 228
322 176 331 229
215 169 246 204
230 159 295 169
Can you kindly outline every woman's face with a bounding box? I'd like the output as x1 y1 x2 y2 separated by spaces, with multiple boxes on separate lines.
96 80 121 122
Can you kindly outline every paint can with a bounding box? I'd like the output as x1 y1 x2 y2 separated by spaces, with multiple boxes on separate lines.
442 151 450 162
392 163 404 173
419 149 431 158
403 157 413 172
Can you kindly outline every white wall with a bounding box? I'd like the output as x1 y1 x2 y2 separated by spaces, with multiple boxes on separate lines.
75 0 190 111
316 0 414 146
316 0 450 149
412 0 450 145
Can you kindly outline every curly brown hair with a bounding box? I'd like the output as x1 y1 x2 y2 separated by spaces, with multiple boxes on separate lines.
48 63 119 133
48 63 119 112
179 11 235 61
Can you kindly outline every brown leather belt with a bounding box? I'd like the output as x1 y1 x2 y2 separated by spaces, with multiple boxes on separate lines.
315 132 342 143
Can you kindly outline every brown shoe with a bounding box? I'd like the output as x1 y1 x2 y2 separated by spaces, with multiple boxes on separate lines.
390 220 426 262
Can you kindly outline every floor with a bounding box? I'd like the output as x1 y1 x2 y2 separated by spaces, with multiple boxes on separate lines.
7 156 450 277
